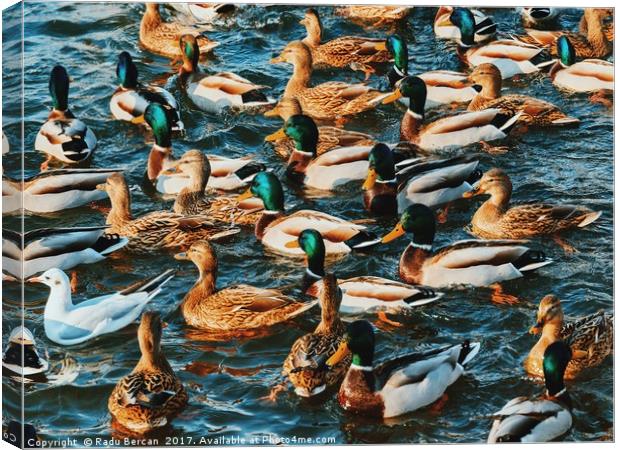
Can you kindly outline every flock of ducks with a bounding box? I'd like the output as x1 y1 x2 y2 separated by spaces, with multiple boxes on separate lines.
1 4 614 442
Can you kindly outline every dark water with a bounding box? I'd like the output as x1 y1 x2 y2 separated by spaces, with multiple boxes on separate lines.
2 2 613 445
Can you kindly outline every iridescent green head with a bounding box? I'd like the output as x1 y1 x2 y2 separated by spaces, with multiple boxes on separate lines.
450 7 476 47
249 171 285 212
386 34 408 74
382 203 436 247
283 115 319 156
144 103 172 148
543 341 571 396
346 320 375 367
297 229 325 276
399 76 427 116
557 35 576 67
49 65 70 111
368 143 396 183
117 51 138 89
180 34 199 69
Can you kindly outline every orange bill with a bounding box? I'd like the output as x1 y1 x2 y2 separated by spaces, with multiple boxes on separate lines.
326 340 350 366
382 89 403 105
362 168 377 190
265 128 287 142
285 239 301 248
381 222 406 243
237 189 254 201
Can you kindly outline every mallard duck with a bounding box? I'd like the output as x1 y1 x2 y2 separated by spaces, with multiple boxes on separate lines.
237 172 380 256
385 34 477 109
2 226 127 280
515 8 612 59
525 294 613 380
294 229 442 315
140 3 218 59
434 6 497 43
550 36 614 94
520 8 559 28
467 63 579 127
108 311 188 433
299 8 390 79
110 52 183 131
178 34 274 114
266 114 374 190
488 341 572 443
381 204 553 290
2 168 122 215
283 273 350 397
143 103 264 193
35 66 97 170
269 41 387 122
264 97 376 159
174 240 317 331
335 5 412 26
167 3 235 23
383 76 522 151
326 320 480 418
363 143 481 215
29 268 174 346
463 168 601 248
2 327 49 379
449 8 548 79
165 149 264 225
96 172 239 252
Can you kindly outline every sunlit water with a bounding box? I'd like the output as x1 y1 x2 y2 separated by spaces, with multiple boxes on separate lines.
1 3 613 445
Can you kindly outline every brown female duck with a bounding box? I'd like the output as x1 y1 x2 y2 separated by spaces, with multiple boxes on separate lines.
174 241 317 332
283 273 350 397
108 312 188 433
525 294 613 380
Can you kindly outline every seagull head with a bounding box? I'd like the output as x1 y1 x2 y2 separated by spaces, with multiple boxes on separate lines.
27 268 70 289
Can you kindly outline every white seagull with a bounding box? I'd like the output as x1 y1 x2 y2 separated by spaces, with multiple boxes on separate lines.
29 268 174 346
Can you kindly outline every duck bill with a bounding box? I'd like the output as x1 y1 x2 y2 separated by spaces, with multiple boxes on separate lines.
270 55 285 64
95 183 107 191
265 128 287 142
326 340 350 366
161 163 181 176
362 169 377 190
529 322 543 334
299 18 308 25
382 89 403 105
436 16 453 27
285 239 300 248
174 252 189 261
236 188 254 201
374 42 387 51
381 223 406 243
463 182 481 198
264 107 280 118
130 115 145 125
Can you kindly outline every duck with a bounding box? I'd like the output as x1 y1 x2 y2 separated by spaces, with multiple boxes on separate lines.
2 327 49 379
237 171 380 256
140 3 218 59
269 41 387 122
326 320 480 418
2 225 128 280
96 172 239 253
383 76 522 152
264 97 376 159
29 268 174 346
174 240 317 332
525 294 613 380
165 149 264 226
266 114 375 190
178 34 274 114
335 5 412 27
2 168 122 215
434 6 497 43
363 143 481 215
514 8 612 59
381 204 553 295
449 8 548 79
167 3 235 23
488 341 572 443
283 273 350 397
293 228 442 317
384 34 477 109
35 66 97 170
550 36 614 95
520 7 559 28
143 102 265 193
462 168 601 251
467 63 579 127
108 311 187 433
110 51 183 131
299 8 391 79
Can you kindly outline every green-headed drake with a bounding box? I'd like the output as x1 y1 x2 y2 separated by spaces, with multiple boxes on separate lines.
35 65 97 170
434 6 496 43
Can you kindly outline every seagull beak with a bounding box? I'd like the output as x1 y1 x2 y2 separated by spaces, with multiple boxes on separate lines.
27 276 43 284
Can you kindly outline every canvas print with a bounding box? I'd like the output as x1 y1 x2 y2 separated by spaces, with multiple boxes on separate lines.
1 1 614 447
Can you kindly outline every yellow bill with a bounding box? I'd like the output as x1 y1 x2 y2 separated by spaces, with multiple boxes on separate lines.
381 222 406 243
326 340 350 366
270 55 285 64
131 115 145 124
265 128 287 142
382 89 403 105
374 42 387 51
285 239 300 248
264 107 280 118
362 168 377 190
95 183 107 191
529 323 542 335
237 188 254 201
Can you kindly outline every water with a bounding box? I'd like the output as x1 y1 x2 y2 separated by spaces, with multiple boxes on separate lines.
2 2 613 445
